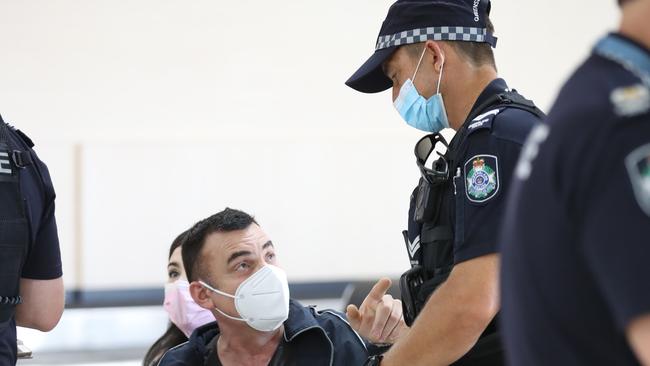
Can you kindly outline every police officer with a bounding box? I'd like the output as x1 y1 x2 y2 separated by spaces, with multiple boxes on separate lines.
0 114 64 365
500 0 650 364
345 1 544 364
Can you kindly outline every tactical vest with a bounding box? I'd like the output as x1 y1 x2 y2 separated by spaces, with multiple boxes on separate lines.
0 118 33 323
400 91 545 326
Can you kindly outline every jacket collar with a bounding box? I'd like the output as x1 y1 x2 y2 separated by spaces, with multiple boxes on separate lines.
187 299 332 356
282 299 323 341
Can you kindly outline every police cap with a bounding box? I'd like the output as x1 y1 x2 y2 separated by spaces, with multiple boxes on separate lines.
346 0 497 93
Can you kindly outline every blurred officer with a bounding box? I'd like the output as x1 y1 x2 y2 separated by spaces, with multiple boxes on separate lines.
500 0 650 365
0 114 64 365
345 0 545 364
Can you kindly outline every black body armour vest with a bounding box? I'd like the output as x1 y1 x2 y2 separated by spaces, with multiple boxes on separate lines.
0 120 32 323
399 91 545 365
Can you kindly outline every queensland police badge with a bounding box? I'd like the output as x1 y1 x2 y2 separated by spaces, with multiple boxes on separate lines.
625 143 650 217
465 155 499 203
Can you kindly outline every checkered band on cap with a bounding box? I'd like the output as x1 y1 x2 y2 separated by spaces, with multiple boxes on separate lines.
375 26 489 50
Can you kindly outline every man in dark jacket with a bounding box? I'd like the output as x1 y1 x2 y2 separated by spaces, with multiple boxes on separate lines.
158 208 403 365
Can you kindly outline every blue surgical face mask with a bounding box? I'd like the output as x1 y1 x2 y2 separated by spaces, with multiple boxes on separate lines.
393 47 450 132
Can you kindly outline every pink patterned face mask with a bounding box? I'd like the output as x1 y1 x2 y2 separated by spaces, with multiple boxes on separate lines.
163 280 215 337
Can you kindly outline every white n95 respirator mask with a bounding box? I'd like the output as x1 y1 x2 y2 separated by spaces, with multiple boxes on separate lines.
199 265 290 332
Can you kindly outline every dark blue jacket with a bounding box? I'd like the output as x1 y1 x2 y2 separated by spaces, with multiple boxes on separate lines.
158 299 380 366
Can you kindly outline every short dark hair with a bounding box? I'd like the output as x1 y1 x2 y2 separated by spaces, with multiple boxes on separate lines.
182 208 258 282
404 17 496 70
168 230 189 260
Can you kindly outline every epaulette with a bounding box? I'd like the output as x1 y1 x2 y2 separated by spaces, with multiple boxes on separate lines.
466 108 502 135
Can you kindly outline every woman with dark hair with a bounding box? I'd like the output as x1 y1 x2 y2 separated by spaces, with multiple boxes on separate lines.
143 230 215 366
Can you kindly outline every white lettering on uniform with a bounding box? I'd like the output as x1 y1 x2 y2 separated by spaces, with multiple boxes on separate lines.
473 0 481 21
0 152 11 174
472 109 500 121
469 118 488 130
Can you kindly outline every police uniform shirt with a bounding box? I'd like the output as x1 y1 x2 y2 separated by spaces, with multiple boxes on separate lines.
408 78 540 265
500 33 650 365
0 120 62 365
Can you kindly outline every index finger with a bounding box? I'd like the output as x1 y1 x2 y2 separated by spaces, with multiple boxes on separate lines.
366 278 392 303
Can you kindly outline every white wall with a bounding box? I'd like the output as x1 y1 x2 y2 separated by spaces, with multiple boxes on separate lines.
0 1 620 290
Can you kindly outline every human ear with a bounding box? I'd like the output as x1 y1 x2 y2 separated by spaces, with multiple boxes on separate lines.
190 281 215 310
425 40 445 73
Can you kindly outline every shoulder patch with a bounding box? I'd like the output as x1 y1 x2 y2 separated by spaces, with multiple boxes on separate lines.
467 108 501 134
625 143 650 216
464 155 499 203
611 84 650 117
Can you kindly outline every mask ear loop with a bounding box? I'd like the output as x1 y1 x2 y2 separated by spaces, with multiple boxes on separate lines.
199 280 248 322
411 45 428 83
412 44 444 94
436 57 445 95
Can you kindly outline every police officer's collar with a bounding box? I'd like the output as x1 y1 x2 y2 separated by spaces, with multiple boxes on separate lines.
466 78 509 121
445 78 508 160
594 33 650 86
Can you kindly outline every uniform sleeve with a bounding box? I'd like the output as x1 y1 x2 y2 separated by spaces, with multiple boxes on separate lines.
20 157 62 280
454 113 532 264
580 135 650 331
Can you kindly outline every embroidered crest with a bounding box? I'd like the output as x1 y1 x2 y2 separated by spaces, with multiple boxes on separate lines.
465 155 499 203
625 143 650 216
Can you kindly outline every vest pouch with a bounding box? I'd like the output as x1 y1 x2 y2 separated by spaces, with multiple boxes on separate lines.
414 178 445 224
0 144 28 322
416 224 454 308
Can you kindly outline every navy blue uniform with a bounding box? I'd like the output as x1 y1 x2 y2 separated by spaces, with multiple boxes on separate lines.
0 115 62 365
501 33 650 365
407 79 540 263
404 79 542 364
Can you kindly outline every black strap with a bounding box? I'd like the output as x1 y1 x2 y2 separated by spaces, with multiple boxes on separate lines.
11 150 32 168
0 121 33 168
421 225 453 243
15 129 35 148
0 120 8 146
448 90 545 168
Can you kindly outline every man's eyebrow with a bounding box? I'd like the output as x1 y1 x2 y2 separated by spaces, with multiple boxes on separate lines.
262 241 274 250
227 250 253 265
